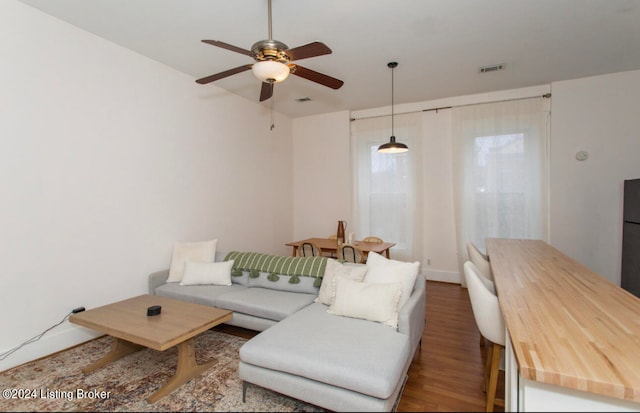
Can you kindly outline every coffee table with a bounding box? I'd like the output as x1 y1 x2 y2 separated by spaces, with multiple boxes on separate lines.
69 294 232 403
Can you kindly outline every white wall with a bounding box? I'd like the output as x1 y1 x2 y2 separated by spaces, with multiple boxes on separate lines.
420 109 460 282
0 0 293 371
550 70 640 283
292 111 351 242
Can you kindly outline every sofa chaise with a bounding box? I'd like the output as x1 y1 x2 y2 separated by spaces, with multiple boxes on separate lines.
148 250 426 412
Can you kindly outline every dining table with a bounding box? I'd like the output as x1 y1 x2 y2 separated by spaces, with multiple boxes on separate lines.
285 237 396 259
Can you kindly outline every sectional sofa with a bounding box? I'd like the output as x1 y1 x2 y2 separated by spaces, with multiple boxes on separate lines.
148 250 426 412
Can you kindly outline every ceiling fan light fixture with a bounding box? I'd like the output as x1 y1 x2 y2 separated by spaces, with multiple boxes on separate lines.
378 61 409 154
195 0 342 104
252 60 290 83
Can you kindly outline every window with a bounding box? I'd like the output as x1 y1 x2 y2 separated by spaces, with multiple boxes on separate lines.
368 146 410 249
452 97 549 282
351 112 421 261
351 96 548 278
473 133 527 239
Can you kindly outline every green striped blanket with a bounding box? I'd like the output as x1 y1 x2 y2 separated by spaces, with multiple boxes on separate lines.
224 251 327 286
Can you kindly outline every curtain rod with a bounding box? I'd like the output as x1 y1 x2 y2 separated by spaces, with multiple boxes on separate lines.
350 93 551 122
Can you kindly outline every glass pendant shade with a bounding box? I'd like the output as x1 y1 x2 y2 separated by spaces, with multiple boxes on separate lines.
252 61 290 83
378 136 409 153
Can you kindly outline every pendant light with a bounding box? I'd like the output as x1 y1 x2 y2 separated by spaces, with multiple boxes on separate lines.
377 61 409 153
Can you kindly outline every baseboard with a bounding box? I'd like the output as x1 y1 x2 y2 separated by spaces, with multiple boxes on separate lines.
425 269 460 284
0 325 101 373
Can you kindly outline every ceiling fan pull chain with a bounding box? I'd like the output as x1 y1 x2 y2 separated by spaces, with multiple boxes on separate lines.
270 92 276 130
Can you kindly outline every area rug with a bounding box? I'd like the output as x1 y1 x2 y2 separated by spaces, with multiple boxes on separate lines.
0 330 324 412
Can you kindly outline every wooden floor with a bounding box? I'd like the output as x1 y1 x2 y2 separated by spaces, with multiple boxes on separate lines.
398 280 504 412
218 280 505 412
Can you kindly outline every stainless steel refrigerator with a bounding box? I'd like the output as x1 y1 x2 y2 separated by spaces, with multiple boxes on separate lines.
621 178 640 297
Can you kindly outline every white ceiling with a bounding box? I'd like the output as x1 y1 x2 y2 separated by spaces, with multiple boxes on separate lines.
17 0 640 118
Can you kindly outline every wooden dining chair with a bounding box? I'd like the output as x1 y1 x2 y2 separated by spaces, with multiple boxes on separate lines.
299 241 323 257
323 234 339 257
362 236 383 243
337 244 366 264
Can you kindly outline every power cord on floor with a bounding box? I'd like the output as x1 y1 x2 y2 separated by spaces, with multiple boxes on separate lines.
0 307 84 361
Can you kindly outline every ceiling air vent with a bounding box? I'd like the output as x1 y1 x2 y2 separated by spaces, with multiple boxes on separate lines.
296 97 312 102
479 63 505 73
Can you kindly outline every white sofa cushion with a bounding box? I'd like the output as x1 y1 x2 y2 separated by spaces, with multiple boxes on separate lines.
328 277 402 328
216 288 317 322
239 302 410 400
179 260 233 286
167 239 218 283
154 283 246 307
364 251 419 309
315 259 368 305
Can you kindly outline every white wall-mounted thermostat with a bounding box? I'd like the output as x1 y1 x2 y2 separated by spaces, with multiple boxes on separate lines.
575 151 589 161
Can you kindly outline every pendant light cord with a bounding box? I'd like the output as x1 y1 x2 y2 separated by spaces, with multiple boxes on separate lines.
391 63 395 136
377 61 407 153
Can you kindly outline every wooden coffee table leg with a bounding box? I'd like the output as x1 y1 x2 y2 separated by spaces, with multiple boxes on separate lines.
147 337 218 404
82 337 143 374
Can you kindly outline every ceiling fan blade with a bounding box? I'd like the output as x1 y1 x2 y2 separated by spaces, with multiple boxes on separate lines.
195 64 253 84
260 82 274 102
285 41 332 61
291 65 344 89
201 40 253 57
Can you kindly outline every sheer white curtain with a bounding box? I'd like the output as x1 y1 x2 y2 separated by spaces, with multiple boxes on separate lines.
452 97 549 284
351 112 423 262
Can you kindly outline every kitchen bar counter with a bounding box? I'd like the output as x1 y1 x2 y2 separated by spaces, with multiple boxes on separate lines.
486 238 640 411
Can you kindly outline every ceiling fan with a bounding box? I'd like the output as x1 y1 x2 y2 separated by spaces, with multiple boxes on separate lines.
195 0 344 102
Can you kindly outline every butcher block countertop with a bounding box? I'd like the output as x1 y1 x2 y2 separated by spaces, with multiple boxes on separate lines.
485 238 640 403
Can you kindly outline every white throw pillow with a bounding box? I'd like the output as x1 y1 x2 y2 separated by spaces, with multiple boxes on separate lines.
167 239 218 283
328 276 402 328
180 260 233 286
364 251 420 309
315 258 368 305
